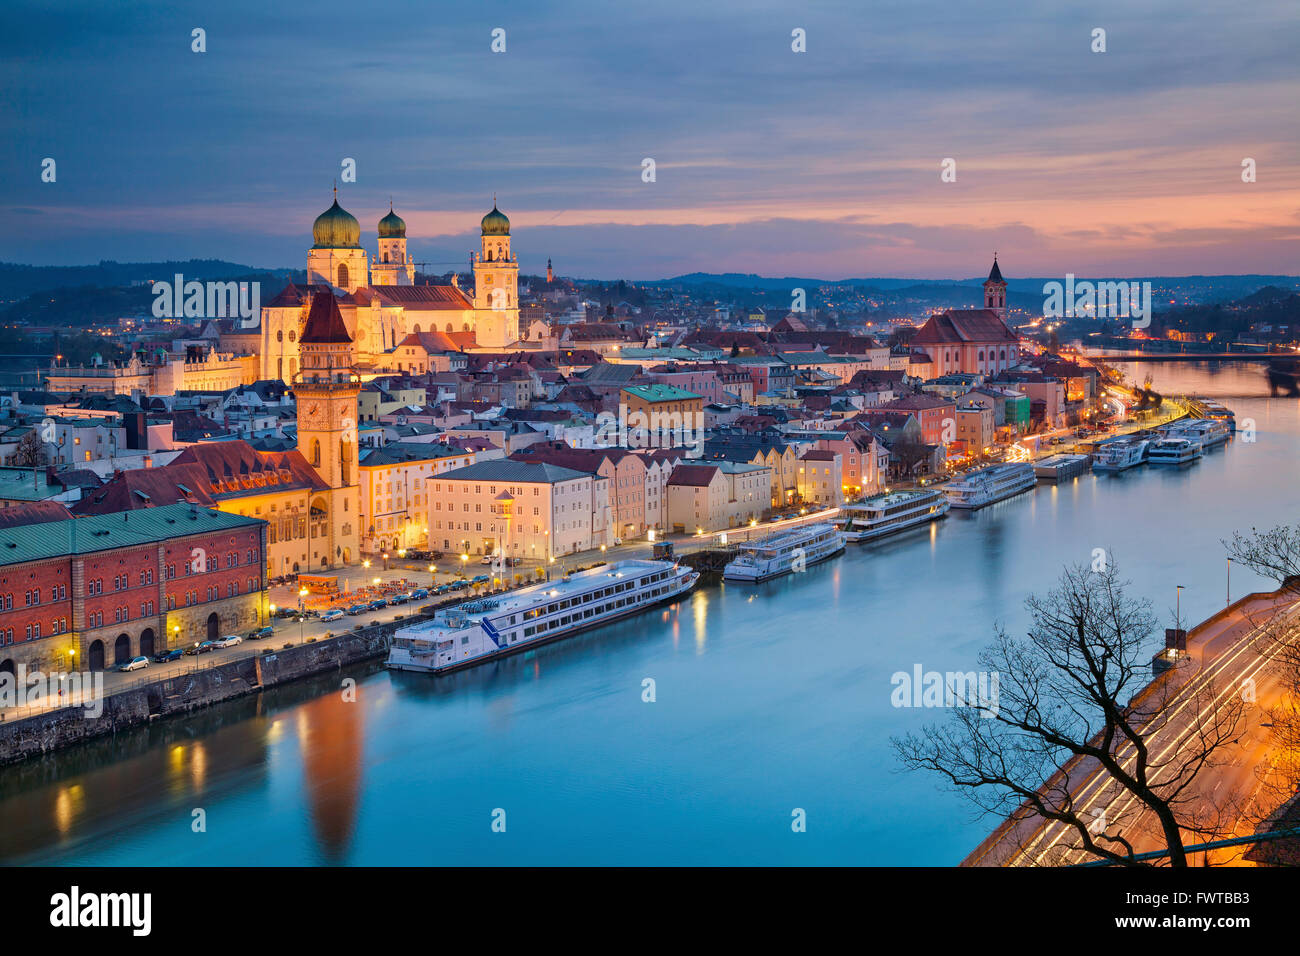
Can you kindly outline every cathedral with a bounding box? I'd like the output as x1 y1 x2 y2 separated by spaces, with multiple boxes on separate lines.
246 190 522 383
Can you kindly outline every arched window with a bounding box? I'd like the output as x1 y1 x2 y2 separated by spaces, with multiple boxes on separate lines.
288 330 295 342
383 253 389 263
978 350 984 362
413 324 421 334
445 323 453 333
338 264 349 288
486 249 493 262
311 440 321 467
277 330 283 342
463 323 471 332
1000 349 1006 361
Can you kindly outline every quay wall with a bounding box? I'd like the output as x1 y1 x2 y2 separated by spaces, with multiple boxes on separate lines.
0 617 414 767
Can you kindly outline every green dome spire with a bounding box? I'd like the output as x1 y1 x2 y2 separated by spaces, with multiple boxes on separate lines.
378 201 406 239
312 187 361 248
480 197 510 236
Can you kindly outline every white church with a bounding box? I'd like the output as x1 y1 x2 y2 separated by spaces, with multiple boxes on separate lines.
244 189 522 382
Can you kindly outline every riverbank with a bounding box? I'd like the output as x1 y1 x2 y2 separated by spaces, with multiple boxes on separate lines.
0 618 403 768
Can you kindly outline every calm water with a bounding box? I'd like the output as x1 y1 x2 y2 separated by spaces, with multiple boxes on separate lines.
4 361 1297 865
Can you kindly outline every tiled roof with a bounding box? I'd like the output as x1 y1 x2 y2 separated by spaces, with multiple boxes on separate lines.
300 292 353 344
911 309 1018 346
0 503 264 567
437 459 592 484
667 463 719 487
352 284 473 310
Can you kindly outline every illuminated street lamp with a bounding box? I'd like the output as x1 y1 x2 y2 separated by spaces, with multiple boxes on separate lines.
428 563 436 588
298 587 309 642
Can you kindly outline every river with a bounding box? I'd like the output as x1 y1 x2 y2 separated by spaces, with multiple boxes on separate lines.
3 360 1297 865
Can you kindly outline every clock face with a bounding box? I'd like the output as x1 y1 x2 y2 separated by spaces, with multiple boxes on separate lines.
305 403 320 420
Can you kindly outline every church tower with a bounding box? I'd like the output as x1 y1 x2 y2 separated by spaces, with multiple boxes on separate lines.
546 258 553 284
294 293 361 568
472 198 519 348
307 187 369 293
371 202 415 286
983 255 1007 319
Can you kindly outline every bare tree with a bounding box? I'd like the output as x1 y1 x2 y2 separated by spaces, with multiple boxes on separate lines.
1224 524 1300 585
11 430 47 467
894 563 1247 867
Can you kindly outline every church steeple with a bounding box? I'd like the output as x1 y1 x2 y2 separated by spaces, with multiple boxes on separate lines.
983 254 1007 319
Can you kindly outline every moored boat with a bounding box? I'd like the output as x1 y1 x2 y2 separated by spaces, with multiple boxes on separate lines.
837 489 949 542
722 522 844 582
386 559 699 674
943 463 1037 510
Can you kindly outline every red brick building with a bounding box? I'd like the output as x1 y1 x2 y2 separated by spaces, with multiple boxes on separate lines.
0 503 267 674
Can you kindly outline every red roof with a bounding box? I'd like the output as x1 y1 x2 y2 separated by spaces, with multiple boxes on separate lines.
300 293 352 344
911 309 1018 346
667 463 720 487
351 284 473 310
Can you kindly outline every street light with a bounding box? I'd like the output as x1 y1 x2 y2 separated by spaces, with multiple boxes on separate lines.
428 563 436 589
1176 584 1185 632
1226 558 1232 607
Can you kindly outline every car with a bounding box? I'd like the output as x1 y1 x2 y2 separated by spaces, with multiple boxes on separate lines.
768 514 783 522
368 598 388 611
471 574 490 584
152 648 184 663
185 640 219 656
448 580 469 591
409 588 429 600
480 554 495 565
118 656 149 672
214 634 243 648
320 608 345 622
433 584 451 595
390 592 410 605
247 625 274 640
346 603 371 616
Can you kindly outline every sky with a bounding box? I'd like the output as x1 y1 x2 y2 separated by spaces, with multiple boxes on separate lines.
2 0 1298 280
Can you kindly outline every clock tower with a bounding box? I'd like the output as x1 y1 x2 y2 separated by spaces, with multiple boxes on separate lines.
294 292 362 568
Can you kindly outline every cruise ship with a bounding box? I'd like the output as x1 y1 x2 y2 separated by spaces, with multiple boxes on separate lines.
1188 397 1236 431
837 489 949 543
943 462 1037 510
1146 436 1203 466
386 560 699 673
1159 417 1231 450
1093 437 1149 472
722 522 844 582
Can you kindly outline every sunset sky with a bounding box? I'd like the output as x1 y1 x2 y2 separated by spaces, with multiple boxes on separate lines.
3 0 1297 279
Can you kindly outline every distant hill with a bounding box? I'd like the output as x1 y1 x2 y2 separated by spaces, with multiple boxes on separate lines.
0 260 300 302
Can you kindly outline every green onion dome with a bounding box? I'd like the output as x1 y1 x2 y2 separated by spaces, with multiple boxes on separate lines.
480 201 510 237
312 192 361 248
378 203 406 239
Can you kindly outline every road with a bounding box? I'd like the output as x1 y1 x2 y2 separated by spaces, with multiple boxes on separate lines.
965 590 1300 866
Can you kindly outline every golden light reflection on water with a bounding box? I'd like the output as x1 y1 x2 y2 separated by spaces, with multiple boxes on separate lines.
54 784 84 835
693 591 707 654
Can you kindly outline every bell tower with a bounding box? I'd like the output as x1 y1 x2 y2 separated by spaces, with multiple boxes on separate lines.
294 292 361 567
472 197 519 348
983 255 1007 319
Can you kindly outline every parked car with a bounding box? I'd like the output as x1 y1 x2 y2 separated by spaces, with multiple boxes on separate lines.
186 640 219 656
448 580 469 591
248 625 274 640
390 592 410 605
118 656 149 672
367 598 388 611
152 648 184 663
470 574 491 584
409 588 429 600
214 634 243 648
345 603 370 616
320 608 345 622
480 554 495 565
433 584 451 595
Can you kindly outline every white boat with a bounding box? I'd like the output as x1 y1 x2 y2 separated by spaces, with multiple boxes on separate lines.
837 489 949 542
1188 398 1235 431
722 522 844 582
1159 418 1231 449
1093 437 1149 472
943 463 1037 510
1146 436 1203 465
386 559 699 674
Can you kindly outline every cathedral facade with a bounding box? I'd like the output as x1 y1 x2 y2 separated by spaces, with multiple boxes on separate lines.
247 191 522 383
